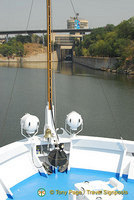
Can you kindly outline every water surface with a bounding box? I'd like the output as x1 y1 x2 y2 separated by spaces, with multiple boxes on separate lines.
0 61 134 147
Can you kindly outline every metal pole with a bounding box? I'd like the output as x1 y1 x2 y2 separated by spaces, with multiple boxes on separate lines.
47 0 52 110
42 33 45 46
6 34 8 43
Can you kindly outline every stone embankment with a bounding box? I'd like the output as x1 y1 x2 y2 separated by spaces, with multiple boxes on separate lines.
0 51 58 63
73 56 134 75
73 56 117 72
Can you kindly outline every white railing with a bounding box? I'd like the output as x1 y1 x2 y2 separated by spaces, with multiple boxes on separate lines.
0 178 13 198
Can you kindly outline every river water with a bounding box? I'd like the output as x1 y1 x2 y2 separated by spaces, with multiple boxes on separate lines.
0 61 134 147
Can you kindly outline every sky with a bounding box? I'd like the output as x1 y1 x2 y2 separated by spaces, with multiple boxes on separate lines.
0 0 134 31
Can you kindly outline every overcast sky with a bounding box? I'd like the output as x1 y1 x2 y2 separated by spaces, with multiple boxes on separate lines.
0 0 134 31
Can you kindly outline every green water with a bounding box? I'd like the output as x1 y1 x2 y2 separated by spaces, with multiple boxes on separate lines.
0 61 134 147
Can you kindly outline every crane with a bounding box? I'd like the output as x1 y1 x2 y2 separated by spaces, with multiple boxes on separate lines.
69 0 79 20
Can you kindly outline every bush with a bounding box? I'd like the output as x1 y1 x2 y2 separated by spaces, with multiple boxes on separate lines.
0 40 24 57
74 17 134 70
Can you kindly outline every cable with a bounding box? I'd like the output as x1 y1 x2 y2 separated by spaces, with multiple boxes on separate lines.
51 0 57 128
1 68 19 135
31 146 43 169
70 0 77 17
26 0 34 30
98 78 123 140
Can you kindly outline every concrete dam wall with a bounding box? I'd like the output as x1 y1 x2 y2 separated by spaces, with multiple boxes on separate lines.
73 56 117 70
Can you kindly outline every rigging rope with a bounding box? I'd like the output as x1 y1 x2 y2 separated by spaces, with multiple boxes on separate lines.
98 78 123 140
69 0 77 16
51 0 57 127
26 0 34 30
1 68 19 135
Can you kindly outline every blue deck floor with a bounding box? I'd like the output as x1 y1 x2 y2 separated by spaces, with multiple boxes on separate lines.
7 168 134 200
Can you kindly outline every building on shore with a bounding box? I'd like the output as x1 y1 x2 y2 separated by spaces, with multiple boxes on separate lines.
67 17 88 30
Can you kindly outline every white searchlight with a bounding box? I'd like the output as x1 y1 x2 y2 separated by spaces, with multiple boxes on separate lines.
20 113 40 139
65 111 83 135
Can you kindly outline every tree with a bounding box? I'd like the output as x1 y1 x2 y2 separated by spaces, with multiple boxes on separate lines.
116 17 134 40
83 35 92 49
105 24 115 32
0 40 24 57
74 15 134 72
15 35 31 43
0 44 14 56
114 38 130 58
31 34 40 43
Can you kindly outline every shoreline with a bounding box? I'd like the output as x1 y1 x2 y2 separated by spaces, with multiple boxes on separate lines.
0 55 134 75
0 51 58 69
73 56 134 75
0 61 59 69
0 50 58 62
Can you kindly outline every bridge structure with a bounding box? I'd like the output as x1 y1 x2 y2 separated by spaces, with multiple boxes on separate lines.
0 28 92 35
54 33 83 61
0 28 92 60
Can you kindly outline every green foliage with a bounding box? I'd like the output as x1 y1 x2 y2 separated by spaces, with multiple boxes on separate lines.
15 35 31 43
75 45 82 56
75 24 116 57
15 34 47 45
44 34 47 46
82 48 89 56
31 34 41 43
0 39 24 57
74 16 134 70
116 17 134 40
82 35 92 49
114 38 130 57
0 44 14 56
0 33 46 57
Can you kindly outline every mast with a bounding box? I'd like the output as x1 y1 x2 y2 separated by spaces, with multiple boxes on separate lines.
44 0 56 139
47 0 52 110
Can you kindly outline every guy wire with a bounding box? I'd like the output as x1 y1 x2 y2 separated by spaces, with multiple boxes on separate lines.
1 68 19 135
51 0 57 127
26 0 34 30
98 78 123 140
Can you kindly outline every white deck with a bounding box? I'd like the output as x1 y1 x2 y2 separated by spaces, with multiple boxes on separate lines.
0 135 134 199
